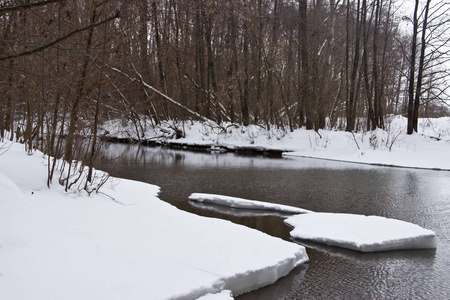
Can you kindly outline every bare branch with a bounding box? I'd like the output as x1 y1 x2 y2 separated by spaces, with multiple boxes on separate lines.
0 0 66 14
0 10 119 62
109 65 219 127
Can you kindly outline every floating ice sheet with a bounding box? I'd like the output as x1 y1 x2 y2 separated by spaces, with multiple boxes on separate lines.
285 213 436 252
189 193 313 214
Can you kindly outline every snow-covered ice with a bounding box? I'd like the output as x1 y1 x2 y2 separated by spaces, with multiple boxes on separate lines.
285 213 436 252
189 193 437 253
189 193 313 214
189 200 296 218
196 290 234 300
0 142 308 299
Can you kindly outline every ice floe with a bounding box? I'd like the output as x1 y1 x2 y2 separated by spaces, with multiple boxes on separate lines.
285 213 436 252
189 193 313 214
189 193 437 253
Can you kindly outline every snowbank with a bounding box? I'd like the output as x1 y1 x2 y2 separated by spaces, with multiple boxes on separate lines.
283 128 450 171
285 213 436 252
189 193 313 214
0 142 308 299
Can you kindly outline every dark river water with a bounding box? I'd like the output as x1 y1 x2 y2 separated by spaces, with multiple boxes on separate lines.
93 143 450 299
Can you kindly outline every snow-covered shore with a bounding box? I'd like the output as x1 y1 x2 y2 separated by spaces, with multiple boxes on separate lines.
0 142 308 299
1 115 448 298
102 116 450 171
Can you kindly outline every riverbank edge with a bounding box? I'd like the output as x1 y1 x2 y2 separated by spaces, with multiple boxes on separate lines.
102 135 288 157
0 141 309 299
101 134 450 172
283 153 450 172
99 116 450 171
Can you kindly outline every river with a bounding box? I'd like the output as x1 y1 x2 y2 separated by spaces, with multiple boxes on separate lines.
93 143 450 299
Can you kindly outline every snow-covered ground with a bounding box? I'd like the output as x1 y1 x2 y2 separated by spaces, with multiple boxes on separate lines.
0 142 308 299
2 115 448 298
102 116 450 170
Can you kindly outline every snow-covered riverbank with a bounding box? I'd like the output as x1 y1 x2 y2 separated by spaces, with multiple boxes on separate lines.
1 116 448 299
103 116 450 171
0 142 308 299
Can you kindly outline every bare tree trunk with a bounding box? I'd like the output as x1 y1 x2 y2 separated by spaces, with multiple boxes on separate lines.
172 0 187 112
241 20 250 126
266 0 279 128
204 9 219 123
371 0 382 129
64 3 96 191
412 0 431 132
194 3 208 118
407 0 420 134
299 0 312 129
86 19 108 187
346 0 361 132
226 4 238 123
362 0 375 131
152 1 167 120
254 0 264 125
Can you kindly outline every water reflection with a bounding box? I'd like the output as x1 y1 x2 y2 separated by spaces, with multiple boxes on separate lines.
100 142 383 170
189 201 295 218
292 238 437 261
93 143 450 299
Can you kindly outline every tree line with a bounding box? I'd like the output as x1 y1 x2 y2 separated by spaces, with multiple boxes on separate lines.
0 0 449 189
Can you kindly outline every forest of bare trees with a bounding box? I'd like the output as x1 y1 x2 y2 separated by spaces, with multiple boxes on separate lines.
0 0 449 189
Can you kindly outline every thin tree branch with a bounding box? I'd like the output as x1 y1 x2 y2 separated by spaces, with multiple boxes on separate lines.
109 64 219 127
0 11 119 62
0 0 66 14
